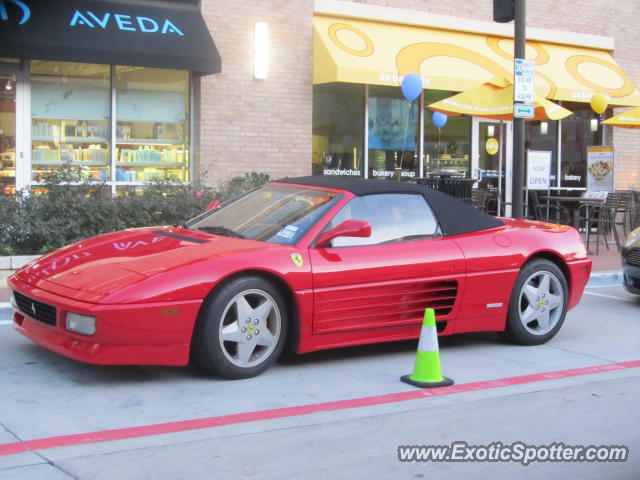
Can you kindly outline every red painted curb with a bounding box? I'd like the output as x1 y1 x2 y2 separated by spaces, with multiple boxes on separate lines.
2 359 639 457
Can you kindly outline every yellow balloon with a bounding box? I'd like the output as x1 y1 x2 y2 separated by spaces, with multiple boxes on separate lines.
590 92 608 114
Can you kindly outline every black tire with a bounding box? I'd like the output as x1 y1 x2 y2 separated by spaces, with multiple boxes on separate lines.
503 259 568 345
192 276 289 379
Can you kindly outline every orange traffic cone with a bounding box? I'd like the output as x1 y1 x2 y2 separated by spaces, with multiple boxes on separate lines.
401 308 454 388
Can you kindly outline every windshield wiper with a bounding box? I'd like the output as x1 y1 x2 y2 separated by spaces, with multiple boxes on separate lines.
195 225 245 239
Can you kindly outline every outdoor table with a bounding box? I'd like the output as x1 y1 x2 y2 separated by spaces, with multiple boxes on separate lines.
540 195 604 230
541 196 606 252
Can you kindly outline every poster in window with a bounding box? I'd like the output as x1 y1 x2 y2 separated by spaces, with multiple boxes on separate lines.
586 146 614 191
368 97 417 151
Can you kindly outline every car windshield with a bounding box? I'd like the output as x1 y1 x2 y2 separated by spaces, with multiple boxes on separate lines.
184 184 341 245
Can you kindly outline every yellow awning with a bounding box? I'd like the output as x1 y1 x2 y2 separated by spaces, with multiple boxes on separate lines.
313 15 640 107
428 77 573 121
603 106 640 128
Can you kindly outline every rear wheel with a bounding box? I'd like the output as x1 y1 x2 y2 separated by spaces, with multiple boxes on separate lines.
192 276 288 379
503 259 568 345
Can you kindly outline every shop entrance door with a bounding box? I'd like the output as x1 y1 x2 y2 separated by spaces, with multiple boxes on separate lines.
0 61 27 195
471 118 512 216
0 71 17 194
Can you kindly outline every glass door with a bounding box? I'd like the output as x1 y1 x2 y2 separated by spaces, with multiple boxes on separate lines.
0 72 16 194
472 118 512 216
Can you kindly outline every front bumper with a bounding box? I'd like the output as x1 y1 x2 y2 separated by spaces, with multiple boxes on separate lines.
8 276 203 366
622 266 640 295
567 258 592 310
622 246 640 295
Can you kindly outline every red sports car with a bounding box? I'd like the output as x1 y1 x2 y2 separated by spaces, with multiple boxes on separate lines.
9 177 592 379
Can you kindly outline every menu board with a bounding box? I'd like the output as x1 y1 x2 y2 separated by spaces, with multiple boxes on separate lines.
587 146 614 191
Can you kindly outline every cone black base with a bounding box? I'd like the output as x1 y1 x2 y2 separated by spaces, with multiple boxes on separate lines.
400 374 454 389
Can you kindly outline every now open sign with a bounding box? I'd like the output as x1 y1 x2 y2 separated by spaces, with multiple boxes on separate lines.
527 150 551 190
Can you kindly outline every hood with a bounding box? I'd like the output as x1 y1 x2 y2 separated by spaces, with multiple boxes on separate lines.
16 227 267 299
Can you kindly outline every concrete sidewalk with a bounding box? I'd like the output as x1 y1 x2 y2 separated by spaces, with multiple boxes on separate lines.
0 284 638 479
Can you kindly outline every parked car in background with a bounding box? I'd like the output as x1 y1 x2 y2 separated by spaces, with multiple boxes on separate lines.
622 226 640 295
9 177 591 379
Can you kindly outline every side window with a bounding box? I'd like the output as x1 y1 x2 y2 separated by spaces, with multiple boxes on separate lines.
327 193 440 247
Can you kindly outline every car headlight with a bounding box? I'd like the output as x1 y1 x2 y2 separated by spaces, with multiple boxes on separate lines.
65 312 96 336
10 292 17 311
625 227 640 248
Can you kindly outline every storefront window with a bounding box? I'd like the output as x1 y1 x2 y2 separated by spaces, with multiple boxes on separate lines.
115 66 190 189
31 61 110 183
424 90 471 177
312 83 364 177
560 102 602 189
526 120 559 188
368 85 419 181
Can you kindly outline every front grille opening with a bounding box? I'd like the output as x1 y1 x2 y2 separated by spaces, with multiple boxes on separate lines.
13 291 57 326
624 249 640 267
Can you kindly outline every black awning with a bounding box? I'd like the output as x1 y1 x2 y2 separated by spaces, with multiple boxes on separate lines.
0 0 221 74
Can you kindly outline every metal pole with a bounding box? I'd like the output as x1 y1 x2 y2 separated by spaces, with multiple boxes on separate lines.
512 0 526 218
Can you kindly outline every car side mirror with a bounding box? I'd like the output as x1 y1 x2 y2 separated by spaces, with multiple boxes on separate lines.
207 200 220 211
315 220 371 248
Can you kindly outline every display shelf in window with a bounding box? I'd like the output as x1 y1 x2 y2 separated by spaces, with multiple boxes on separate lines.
32 120 109 140
31 119 110 179
116 162 184 168
32 144 110 164
115 167 187 182
116 146 187 164
114 120 189 183
29 160 109 167
33 136 108 144
116 138 184 146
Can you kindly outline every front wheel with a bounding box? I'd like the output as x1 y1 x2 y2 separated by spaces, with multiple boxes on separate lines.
192 276 289 379
503 259 568 345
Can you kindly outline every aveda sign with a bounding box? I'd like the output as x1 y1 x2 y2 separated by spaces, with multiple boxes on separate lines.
70 10 184 36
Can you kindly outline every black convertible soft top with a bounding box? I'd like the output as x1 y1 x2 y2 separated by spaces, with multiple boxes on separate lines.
275 176 504 237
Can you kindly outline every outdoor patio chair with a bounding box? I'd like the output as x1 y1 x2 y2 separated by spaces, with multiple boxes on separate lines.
471 188 490 211
578 191 622 255
614 190 634 236
528 190 571 224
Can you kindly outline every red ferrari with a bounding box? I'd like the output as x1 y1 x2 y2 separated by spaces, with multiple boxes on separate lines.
9 177 592 379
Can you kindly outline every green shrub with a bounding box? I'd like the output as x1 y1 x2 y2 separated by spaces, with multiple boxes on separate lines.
0 170 269 255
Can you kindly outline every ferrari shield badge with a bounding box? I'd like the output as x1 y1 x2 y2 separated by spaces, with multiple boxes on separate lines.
291 254 304 268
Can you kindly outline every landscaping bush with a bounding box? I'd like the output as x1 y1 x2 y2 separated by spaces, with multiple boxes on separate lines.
0 170 269 255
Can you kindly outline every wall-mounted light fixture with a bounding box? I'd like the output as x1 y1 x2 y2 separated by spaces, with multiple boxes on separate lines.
590 118 599 132
487 125 495 137
4 79 12 91
254 22 269 79
540 121 548 135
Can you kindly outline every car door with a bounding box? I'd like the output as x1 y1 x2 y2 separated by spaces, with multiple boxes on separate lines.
308 193 466 335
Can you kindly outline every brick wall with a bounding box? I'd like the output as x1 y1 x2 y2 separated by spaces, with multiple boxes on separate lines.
199 0 640 190
199 1 314 186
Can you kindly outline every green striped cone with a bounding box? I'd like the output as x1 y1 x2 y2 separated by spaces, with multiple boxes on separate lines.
401 308 454 388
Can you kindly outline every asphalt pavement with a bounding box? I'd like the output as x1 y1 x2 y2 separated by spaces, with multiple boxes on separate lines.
0 281 638 479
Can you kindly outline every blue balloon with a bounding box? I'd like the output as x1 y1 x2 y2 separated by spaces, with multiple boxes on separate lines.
432 111 448 128
401 73 423 101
